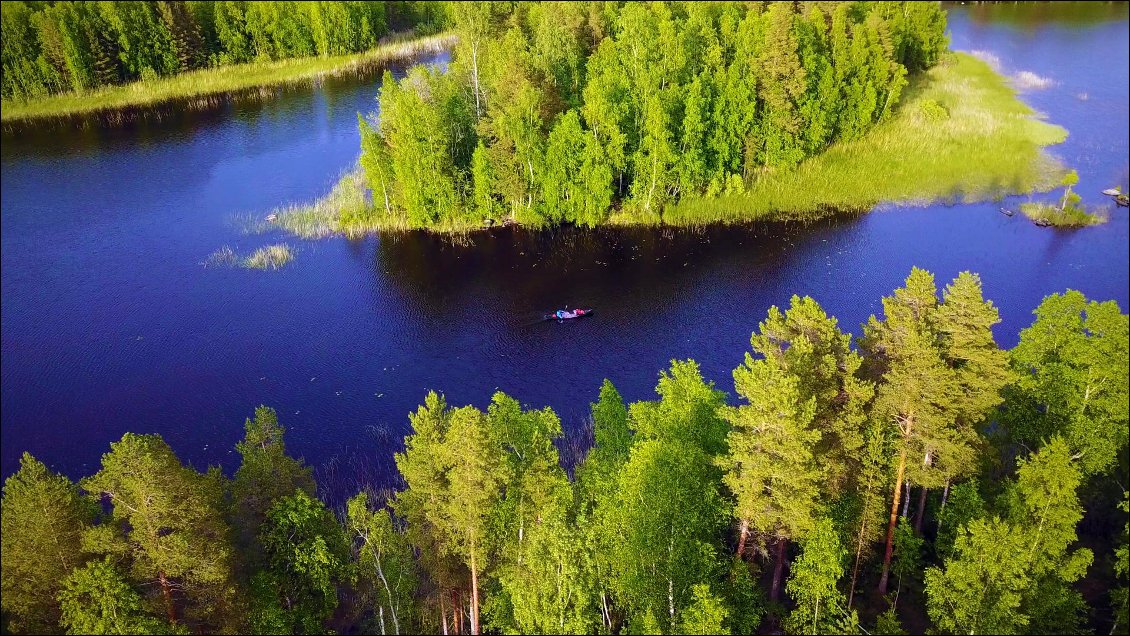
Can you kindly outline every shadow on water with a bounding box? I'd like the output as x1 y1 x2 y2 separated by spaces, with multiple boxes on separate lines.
953 0 1130 29
369 214 868 325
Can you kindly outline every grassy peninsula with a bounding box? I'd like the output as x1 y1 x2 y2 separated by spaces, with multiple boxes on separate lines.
268 50 1067 238
0 33 455 126
660 52 1068 225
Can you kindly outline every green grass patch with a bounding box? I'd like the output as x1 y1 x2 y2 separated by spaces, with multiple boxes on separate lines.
1 32 455 125
243 244 294 270
1019 202 1107 227
659 52 1069 225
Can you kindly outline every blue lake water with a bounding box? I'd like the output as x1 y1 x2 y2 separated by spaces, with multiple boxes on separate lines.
2 5 1127 497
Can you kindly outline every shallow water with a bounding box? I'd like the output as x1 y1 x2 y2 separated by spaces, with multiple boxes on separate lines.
2 6 1127 495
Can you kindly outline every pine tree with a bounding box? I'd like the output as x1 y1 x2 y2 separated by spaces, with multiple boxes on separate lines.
81 433 242 632
1 452 96 634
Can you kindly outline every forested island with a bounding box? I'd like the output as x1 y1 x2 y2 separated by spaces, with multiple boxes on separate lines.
2 268 1127 635
262 0 1068 234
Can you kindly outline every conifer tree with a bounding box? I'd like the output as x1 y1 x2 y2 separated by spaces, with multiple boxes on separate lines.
81 433 242 632
1 453 95 634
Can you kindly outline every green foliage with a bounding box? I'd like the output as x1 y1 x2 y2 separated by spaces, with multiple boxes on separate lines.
678 584 729 635
873 605 906 635
356 1 946 229
232 406 316 572
1 452 95 634
58 557 183 635
925 438 1093 635
1112 493 1129 636
891 518 924 597
256 489 351 634
605 361 728 633
1 0 443 102
81 433 242 632
1005 291 1129 476
346 492 418 635
925 516 1032 635
935 481 986 561
785 517 853 635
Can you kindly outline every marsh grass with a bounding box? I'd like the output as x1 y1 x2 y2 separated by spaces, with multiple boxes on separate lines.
202 245 238 267
1 32 456 125
1019 201 1108 227
243 244 295 270
271 167 482 239
660 52 1069 226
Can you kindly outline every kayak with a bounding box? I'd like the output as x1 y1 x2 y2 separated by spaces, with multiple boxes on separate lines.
546 308 593 321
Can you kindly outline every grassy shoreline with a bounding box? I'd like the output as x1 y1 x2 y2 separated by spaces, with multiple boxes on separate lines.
658 52 1068 226
0 32 456 126
261 51 1070 239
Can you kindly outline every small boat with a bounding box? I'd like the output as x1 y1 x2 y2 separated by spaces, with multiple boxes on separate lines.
1102 187 1122 196
999 207 1014 216
545 308 593 321
265 213 278 222
1034 218 1052 227
1116 194 1129 207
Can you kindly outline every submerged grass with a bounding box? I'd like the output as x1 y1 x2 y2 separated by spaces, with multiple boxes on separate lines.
243 244 294 270
1019 202 1108 227
660 52 1069 225
1 32 455 125
202 245 238 267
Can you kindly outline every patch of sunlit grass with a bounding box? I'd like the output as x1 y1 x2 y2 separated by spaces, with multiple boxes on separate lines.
662 52 1068 226
243 244 294 270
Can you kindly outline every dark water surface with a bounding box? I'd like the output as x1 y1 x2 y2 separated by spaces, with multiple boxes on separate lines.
3 6 1128 496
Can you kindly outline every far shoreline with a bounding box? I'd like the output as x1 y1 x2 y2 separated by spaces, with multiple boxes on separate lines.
0 31 456 128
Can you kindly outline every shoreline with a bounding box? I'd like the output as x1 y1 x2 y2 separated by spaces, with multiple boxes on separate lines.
265 53 1068 239
0 32 456 128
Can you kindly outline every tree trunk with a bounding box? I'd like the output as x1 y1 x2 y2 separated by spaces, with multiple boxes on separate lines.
158 571 176 624
455 589 462 635
901 480 911 518
471 40 482 119
373 546 400 634
470 550 480 635
441 592 449 635
936 479 951 538
878 418 911 596
737 518 750 558
600 591 611 631
848 511 869 609
914 486 929 534
770 536 787 603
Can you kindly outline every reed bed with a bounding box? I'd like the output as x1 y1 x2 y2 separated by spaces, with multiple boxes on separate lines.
1 32 456 125
661 52 1069 226
202 245 238 268
243 244 294 270
270 167 482 239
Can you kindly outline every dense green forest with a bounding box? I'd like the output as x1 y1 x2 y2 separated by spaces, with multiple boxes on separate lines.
354 1 948 229
3 268 1127 635
0 0 446 100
